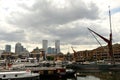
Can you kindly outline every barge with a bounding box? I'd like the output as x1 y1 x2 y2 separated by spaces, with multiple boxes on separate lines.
26 66 76 79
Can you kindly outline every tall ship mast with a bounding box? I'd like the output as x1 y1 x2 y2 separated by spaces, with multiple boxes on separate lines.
88 6 115 65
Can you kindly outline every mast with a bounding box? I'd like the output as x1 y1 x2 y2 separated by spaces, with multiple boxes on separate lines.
87 7 115 64
108 6 115 64
109 6 112 34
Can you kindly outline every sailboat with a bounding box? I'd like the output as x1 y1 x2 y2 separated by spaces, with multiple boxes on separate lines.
67 7 120 71
88 6 114 65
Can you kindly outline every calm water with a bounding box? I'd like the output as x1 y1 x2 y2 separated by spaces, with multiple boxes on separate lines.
41 71 120 80
75 70 120 80
76 71 120 80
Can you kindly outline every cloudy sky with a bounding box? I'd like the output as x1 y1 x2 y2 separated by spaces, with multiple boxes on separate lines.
0 0 120 53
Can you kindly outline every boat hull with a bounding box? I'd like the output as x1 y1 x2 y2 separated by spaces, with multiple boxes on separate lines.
67 63 120 71
0 76 39 80
0 71 39 80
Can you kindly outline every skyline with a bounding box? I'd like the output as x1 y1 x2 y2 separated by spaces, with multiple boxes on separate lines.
3 40 60 53
0 0 120 53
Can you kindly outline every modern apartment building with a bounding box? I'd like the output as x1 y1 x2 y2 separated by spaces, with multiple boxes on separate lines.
47 47 56 54
55 40 60 54
42 40 48 54
15 42 23 54
5 45 11 52
73 44 120 62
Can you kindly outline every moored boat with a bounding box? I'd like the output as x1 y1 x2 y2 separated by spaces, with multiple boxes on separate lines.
26 66 76 79
67 62 120 71
0 70 39 80
68 8 120 71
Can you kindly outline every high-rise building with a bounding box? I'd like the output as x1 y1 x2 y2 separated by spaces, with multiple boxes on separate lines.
15 42 23 54
47 47 56 54
42 40 48 54
5 45 11 52
55 40 60 54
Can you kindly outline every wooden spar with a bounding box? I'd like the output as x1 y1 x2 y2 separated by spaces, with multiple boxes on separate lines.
88 29 103 48
88 28 115 64
108 6 115 64
88 28 109 43
109 6 112 34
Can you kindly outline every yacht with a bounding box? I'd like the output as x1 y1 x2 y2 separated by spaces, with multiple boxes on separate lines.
0 70 39 80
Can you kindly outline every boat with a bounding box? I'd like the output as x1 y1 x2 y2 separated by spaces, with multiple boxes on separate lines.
67 62 120 71
4 56 75 79
27 66 76 79
0 70 39 80
75 72 87 77
65 68 76 78
67 7 120 71
0 58 40 80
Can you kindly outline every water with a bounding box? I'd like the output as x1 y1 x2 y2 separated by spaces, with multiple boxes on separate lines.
41 71 120 80
76 76 100 80
75 70 120 80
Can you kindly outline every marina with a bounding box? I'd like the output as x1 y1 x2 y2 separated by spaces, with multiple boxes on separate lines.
0 59 76 80
0 59 119 80
0 1 120 80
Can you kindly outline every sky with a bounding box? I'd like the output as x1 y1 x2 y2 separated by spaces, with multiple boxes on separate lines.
0 0 120 53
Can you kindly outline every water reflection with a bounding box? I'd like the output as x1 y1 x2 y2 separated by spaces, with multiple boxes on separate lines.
76 70 120 80
77 75 100 80
40 71 120 80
